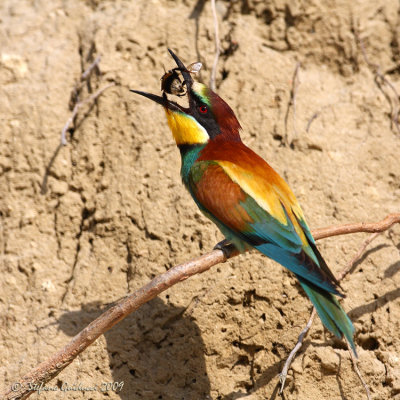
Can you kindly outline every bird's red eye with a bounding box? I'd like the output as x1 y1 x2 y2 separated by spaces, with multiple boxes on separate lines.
199 105 208 114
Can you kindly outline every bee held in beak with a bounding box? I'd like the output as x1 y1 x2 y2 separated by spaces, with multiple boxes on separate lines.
161 61 202 96
131 49 202 112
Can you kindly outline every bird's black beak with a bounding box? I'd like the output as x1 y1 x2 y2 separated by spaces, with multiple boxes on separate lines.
130 48 192 112
167 48 193 89
129 90 183 112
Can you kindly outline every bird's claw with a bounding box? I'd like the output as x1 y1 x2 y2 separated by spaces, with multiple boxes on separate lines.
213 239 238 259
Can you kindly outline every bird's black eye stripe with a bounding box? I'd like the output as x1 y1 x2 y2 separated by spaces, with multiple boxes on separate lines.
191 96 220 138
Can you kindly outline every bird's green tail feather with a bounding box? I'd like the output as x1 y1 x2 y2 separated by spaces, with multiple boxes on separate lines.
298 276 357 356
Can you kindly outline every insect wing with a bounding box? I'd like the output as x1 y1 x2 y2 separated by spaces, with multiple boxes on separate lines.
187 62 202 75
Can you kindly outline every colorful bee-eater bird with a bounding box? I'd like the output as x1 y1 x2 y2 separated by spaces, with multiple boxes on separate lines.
131 49 356 354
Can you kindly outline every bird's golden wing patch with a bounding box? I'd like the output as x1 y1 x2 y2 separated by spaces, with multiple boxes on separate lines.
217 160 310 250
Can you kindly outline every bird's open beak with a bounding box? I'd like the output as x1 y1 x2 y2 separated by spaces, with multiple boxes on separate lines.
130 48 193 112
130 90 184 112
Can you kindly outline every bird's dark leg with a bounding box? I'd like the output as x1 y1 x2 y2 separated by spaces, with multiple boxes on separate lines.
213 239 239 259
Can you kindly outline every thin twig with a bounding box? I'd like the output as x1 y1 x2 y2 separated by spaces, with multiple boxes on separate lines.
305 111 318 133
2 213 399 400
357 34 400 135
71 56 102 99
279 308 316 393
284 62 301 145
292 62 301 140
305 94 348 134
210 0 220 91
42 81 114 194
81 55 101 81
60 83 115 145
60 103 79 146
305 106 328 134
61 56 102 146
346 339 372 400
337 232 381 281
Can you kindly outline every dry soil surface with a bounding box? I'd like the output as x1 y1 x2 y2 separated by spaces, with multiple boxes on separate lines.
1 1 400 399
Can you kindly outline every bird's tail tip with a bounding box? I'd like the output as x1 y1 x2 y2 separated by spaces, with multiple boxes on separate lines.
300 279 357 357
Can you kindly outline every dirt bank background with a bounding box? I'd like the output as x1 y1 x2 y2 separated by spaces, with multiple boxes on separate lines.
1 0 400 399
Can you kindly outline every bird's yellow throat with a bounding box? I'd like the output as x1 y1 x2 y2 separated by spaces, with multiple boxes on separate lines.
165 109 209 146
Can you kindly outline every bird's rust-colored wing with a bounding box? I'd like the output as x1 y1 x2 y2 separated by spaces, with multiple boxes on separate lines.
191 140 341 293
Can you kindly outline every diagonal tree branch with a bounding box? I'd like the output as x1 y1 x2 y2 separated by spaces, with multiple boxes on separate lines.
312 213 400 239
2 213 400 400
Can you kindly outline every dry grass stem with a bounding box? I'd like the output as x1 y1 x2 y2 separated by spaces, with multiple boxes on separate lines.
357 34 400 135
284 62 301 144
210 0 220 91
60 83 115 146
279 308 316 393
